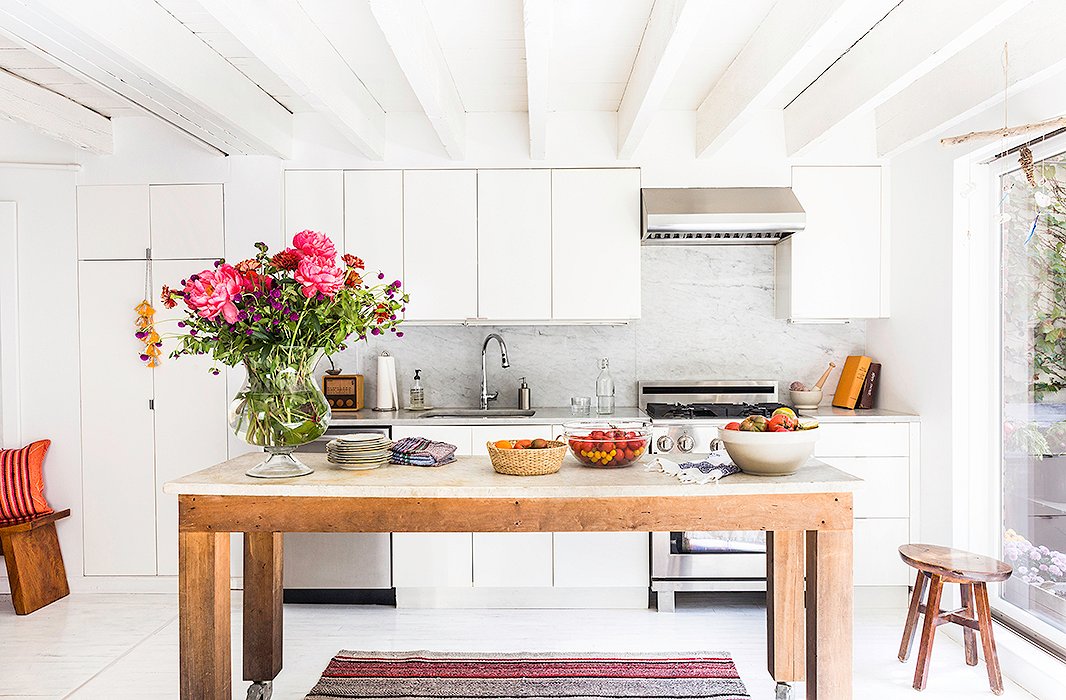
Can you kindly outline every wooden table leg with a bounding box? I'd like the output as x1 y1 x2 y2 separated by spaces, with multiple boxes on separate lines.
179 531 231 700
767 530 805 682
898 569 927 662
244 532 284 683
805 529 853 700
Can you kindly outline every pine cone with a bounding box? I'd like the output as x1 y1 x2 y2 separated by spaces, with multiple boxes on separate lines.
1020 146 1037 187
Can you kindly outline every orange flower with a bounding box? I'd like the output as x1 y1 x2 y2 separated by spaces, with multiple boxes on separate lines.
160 285 178 309
345 270 363 288
234 258 260 274
270 249 300 271
343 254 364 270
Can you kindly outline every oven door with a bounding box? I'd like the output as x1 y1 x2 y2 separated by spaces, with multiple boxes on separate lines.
651 531 766 579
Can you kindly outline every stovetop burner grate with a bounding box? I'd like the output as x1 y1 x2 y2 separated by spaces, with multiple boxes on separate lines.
645 401 791 420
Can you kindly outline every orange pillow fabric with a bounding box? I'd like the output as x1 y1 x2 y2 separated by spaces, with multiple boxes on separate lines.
0 439 54 522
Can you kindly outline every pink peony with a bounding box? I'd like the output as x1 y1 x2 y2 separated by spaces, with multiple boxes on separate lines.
294 257 344 298
183 264 244 323
292 230 337 262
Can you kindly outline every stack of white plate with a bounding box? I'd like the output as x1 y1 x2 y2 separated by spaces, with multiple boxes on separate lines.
326 433 392 470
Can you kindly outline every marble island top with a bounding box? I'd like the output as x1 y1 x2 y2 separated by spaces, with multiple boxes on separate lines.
163 453 861 499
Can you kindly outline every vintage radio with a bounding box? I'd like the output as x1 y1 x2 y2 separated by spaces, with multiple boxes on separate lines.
322 374 364 411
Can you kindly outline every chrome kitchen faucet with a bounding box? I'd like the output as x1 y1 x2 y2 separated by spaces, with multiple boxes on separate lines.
480 333 510 409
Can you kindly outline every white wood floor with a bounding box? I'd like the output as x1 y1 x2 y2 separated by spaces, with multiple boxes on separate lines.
0 592 1038 699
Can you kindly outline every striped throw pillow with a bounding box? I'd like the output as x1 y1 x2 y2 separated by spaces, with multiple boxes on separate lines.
0 440 54 522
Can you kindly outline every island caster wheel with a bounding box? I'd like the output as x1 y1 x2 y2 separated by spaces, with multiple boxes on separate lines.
774 682 793 700
246 681 273 700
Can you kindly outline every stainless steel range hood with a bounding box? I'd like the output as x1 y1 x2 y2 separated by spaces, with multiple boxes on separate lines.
641 187 805 244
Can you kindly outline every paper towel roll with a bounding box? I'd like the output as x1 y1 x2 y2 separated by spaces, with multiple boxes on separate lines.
374 352 398 411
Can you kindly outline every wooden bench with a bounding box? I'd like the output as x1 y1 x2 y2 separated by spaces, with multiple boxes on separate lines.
897 543 1013 695
0 509 70 615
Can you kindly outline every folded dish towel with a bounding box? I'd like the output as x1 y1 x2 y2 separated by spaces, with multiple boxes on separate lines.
389 436 457 467
645 452 740 485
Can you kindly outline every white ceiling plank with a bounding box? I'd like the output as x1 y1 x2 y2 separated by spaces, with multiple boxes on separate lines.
0 0 291 157
694 0 899 157
370 0 466 159
0 68 111 153
523 0 552 159
784 0 1035 156
196 0 385 160
617 0 713 158
875 0 1066 157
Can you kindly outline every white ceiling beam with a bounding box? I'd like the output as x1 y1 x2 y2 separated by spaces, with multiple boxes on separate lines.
196 0 385 160
0 68 111 153
618 0 713 159
695 0 899 157
369 0 465 159
0 0 291 157
784 0 1034 156
522 0 552 160
875 0 1066 157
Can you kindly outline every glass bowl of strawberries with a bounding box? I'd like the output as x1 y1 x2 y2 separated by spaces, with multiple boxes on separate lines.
563 421 651 468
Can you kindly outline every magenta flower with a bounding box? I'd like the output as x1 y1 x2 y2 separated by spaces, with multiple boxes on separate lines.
294 257 344 298
183 264 244 323
292 230 337 262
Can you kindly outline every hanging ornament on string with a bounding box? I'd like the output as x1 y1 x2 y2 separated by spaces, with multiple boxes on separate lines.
135 255 161 368
1019 145 1037 186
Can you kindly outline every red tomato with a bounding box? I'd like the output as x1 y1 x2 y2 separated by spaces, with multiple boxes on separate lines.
724 422 742 431
770 426 790 432
623 449 635 460
767 414 797 432
601 441 616 453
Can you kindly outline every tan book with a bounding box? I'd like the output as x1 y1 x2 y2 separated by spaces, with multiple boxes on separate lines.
832 355 872 409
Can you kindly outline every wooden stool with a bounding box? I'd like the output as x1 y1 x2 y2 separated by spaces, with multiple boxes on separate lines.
0 509 71 615
897 544 1013 695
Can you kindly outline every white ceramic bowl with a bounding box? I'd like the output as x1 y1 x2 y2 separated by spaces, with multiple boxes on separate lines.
790 388 822 410
717 427 820 476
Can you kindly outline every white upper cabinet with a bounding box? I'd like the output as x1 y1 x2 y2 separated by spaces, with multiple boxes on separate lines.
284 170 344 243
403 170 478 321
551 169 641 321
149 184 225 260
344 170 404 282
77 185 150 260
477 170 552 320
776 166 886 320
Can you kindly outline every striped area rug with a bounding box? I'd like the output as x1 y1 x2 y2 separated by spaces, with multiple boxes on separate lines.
305 650 750 699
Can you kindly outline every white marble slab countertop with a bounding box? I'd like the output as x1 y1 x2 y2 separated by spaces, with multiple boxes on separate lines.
164 454 860 498
327 405 917 426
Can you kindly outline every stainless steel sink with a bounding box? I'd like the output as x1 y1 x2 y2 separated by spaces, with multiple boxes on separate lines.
419 408 536 418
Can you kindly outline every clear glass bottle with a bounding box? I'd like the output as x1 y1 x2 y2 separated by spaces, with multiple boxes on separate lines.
595 358 615 415
410 369 425 409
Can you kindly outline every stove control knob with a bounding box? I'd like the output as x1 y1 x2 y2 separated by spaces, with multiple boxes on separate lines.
677 434 695 453
656 435 674 452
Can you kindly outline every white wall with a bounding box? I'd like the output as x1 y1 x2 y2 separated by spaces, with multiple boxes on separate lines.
0 122 79 590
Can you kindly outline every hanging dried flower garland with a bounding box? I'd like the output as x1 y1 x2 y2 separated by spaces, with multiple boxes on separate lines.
135 258 162 367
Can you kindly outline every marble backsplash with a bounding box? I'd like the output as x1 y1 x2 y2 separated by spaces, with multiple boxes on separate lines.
329 246 865 409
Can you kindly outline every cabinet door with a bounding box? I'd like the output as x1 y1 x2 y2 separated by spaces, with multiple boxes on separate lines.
820 456 909 519
854 518 911 586
473 533 553 587
551 169 641 320
391 424 474 587
477 170 551 320
344 171 403 282
284 171 344 242
152 259 229 576
779 166 883 319
149 185 224 260
79 261 157 574
402 170 477 320
77 185 149 260
470 424 553 455
813 422 910 457
553 532 649 587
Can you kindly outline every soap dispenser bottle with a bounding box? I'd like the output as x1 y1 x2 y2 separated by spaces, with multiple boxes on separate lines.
410 369 425 410
518 377 531 410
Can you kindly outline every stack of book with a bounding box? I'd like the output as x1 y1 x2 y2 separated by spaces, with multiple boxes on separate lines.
832 355 881 409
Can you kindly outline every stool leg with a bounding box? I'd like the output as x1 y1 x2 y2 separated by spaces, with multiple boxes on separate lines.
913 574 943 691
960 583 978 666
898 569 928 662
974 583 1004 696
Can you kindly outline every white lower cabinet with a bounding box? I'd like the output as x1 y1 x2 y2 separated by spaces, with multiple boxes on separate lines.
473 533 554 587
854 519 911 586
553 532 649 588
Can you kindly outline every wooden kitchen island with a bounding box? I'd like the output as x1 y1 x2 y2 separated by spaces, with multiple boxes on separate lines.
164 454 859 700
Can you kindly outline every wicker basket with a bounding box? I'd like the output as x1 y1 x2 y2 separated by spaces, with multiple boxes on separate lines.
486 440 566 476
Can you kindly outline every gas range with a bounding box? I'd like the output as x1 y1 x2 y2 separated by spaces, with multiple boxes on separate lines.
638 380 790 458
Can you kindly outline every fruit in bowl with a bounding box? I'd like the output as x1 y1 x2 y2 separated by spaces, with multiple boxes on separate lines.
493 438 551 449
563 421 650 468
719 410 820 476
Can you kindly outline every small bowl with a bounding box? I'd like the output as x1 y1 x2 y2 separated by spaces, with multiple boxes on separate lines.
790 388 822 410
717 427 820 476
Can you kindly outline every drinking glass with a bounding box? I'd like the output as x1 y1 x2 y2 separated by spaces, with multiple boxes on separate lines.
570 396 591 416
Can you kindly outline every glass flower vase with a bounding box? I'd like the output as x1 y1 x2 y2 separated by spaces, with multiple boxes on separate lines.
229 348 331 478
